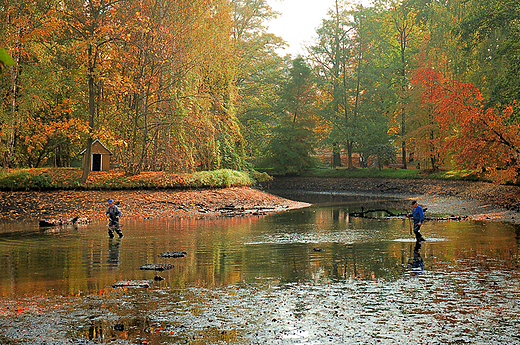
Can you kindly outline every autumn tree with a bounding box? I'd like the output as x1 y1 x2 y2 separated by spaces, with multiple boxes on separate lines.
96 0 248 174
57 0 121 181
0 0 48 167
0 0 88 169
413 68 520 182
408 66 443 170
99 0 179 174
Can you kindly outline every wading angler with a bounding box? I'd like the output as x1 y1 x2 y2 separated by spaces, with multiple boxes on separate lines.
106 199 123 238
408 200 426 242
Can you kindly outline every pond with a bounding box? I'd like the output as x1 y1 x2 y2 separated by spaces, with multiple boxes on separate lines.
1 194 519 344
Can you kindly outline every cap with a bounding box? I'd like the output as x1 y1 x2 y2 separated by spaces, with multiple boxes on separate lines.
411 200 417 205
108 199 114 204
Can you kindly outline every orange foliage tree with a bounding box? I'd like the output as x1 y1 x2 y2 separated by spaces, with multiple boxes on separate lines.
0 0 87 168
408 67 444 170
413 68 520 182
0 0 247 175
99 0 245 174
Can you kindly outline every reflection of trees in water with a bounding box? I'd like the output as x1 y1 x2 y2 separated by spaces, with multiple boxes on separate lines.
275 241 410 283
84 314 151 341
267 189 405 210
330 242 404 280
81 310 241 343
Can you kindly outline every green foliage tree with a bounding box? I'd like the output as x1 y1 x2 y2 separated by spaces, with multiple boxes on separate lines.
382 1 425 168
309 0 357 168
265 57 317 174
232 0 288 159
0 47 15 68
309 1 396 169
365 143 396 169
456 0 520 116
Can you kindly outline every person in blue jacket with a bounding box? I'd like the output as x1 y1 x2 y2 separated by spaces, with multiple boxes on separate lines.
106 199 123 238
408 200 426 242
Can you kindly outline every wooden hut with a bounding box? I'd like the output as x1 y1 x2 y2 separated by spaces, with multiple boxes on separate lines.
80 139 113 172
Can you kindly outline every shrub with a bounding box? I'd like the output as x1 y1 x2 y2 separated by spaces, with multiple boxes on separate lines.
250 171 272 184
190 169 253 188
264 126 317 175
0 169 53 190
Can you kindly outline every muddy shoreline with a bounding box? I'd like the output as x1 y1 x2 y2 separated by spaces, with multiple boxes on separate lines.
1 177 520 224
265 177 520 223
0 186 310 223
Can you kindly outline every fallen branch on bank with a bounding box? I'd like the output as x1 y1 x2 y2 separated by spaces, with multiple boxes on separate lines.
38 216 87 227
349 209 397 217
348 208 468 222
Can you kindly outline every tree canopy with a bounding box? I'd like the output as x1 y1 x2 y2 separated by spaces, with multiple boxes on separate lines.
1 0 520 183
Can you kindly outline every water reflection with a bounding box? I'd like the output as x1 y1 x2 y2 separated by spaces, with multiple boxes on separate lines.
0 200 519 344
409 241 424 275
107 238 122 268
0 204 519 297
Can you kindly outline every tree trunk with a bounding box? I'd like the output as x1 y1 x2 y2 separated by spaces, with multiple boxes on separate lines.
429 126 437 171
6 63 18 168
5 23 21 168
396 12 409 169
401 114 407 169
332 142 341 168
346 140 354 169
152 0 165 170
81 44 96 184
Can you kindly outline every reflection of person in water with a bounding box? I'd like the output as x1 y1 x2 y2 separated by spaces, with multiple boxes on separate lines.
107 238 121 267
409 241 424 275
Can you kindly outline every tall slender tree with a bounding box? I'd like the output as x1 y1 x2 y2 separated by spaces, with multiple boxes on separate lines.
266 57 317 174
309 0 357 168
384 1 421 168
232 0 287 158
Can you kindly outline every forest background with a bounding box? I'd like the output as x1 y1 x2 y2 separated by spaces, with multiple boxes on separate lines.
1 0 520 187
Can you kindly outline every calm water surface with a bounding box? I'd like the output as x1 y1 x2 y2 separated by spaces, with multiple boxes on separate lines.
1 196 519 344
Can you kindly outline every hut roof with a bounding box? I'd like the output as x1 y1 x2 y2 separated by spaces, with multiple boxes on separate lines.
79 139 114 155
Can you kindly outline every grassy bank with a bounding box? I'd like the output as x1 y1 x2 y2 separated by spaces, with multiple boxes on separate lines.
0 168 265 191
298 167 485 181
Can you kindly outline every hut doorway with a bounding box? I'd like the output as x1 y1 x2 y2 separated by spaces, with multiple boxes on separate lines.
92 154 102 171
